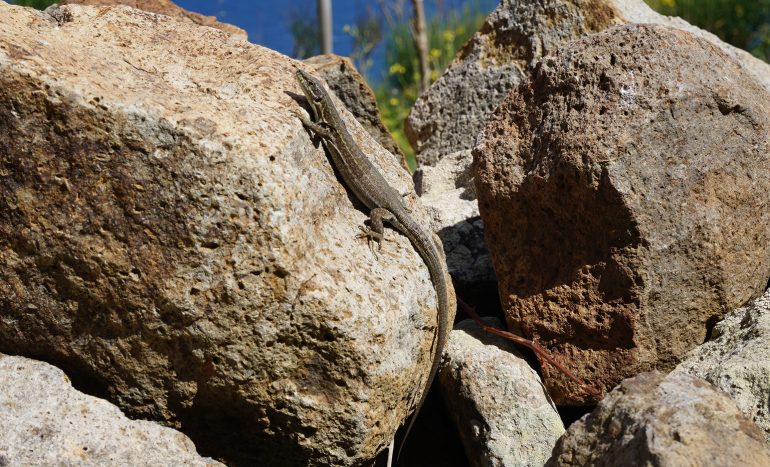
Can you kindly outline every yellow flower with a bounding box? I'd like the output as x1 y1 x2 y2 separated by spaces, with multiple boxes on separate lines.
389 63 406 75
430 48 441 59
389 97 399 106
442 30 455 42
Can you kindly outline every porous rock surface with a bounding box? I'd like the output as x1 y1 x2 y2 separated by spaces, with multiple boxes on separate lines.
474 24 770 404
0 354 223 467
546 372 770 466
414 149 495 290
676 287 770 441
0 3 453 465
439 318 564 467
407 0 770 166
60 0 248 39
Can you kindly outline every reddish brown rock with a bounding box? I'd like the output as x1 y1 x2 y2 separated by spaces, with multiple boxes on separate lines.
59 0 247 39
474 24 770 404
546 372 770 466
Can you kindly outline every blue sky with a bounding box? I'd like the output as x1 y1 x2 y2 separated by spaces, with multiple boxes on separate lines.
176 1 497 81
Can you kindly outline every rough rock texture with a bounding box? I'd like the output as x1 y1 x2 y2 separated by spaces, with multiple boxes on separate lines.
474 24 770 405
439 318 564 467
675 287 770 441
414 149 494 290
304 54 408 170
0 354 223 467
0 3 453 465
546 372 770 467
407 0 770 166
59 0 248 39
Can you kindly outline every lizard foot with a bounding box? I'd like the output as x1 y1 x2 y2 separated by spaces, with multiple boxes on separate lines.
357 225 386 259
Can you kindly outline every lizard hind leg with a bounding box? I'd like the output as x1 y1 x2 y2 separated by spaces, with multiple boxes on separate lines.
356 207 395 259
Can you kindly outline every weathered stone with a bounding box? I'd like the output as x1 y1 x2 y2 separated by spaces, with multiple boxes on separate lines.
0 354 223 467
414 149 495 291
546 372 770 467
612 0 770 92
0 3 453 465
406 0 770 341
440 318 564 467
304 54 409 171
474 24 770 404
59 0 248 39
675 287 770 441
407 0 770 166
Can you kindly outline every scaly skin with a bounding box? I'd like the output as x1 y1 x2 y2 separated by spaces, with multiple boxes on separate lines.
294 69 451 459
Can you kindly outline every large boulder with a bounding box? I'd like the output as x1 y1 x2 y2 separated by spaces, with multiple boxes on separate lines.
407 0 770 167
439 318 564 467
676 287 770 441
0 3 453 465
546 372 770 466
406 0 770 307
0 354 223 466
474 24 770 404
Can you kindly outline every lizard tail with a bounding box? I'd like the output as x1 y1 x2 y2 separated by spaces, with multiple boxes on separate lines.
390 205 452 463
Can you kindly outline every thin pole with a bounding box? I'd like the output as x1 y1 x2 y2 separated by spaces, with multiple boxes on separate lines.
318 0 333 54
411 0 430 92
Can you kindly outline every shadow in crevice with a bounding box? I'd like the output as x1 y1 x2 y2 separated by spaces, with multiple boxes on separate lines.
384 382 469 467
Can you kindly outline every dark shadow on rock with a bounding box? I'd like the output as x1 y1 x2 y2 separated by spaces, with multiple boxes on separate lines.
389 382 469 467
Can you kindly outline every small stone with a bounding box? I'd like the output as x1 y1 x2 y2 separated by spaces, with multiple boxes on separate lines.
676 287 770 441
440 318 564 467
413 149 496 291
547 372 770 466
0 354 222 467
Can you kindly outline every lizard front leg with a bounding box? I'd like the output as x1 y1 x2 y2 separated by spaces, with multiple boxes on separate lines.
291 109 333 139
357 207 395 259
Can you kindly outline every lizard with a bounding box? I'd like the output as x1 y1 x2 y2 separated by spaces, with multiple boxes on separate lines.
293 68 452 460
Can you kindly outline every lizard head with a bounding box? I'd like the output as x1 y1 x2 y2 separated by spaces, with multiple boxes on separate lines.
295 69 328 115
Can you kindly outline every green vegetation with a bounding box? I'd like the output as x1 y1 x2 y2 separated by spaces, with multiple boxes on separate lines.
369 3 487 170
644 0 770 61
343 6 383 78
12 0 55 9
